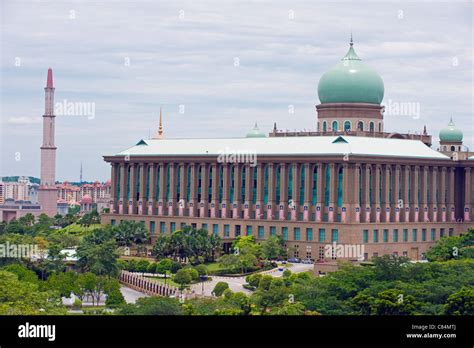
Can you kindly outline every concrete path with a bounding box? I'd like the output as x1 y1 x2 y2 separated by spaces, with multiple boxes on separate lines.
120 285 149 303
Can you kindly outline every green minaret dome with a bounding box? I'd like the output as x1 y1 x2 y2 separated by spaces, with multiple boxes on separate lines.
318 39 384 104
439 118 463 142
246 122 266 138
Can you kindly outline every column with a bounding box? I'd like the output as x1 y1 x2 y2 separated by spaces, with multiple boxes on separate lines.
328 163 336 222
315 163 324 222
401 165 410 222
352 163 361 223
158 163 167 215
381 165 390 222
267 163 275 220
341 163 351 223
119 163 127 214
373 164 381 223
128 163 137 215
233 164 242 219
430 167 438 222
279 163 287 220
211 163 219 218
291 163 300 221
244 163 253 219
392 165 401 222
440 167 447 222
148 163 156 215
179 163 187 216
464 167 471 221
200 163 208 218
189 163 197 217
362 164 371 223
448 167 455 221
303 163 311 221
410 166 419 222
110 162 118 213
255 163 264 220
138 163 146 215
221 163 229 218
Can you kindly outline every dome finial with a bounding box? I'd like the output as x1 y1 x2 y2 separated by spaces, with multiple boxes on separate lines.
350 31 353 47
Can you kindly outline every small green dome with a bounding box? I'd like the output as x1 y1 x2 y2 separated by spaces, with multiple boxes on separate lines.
439 118 463 142
318 42 384 104
246 123 266 138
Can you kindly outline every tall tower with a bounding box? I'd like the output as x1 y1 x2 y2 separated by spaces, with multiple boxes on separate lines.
152 107 164 139
38 68 57 216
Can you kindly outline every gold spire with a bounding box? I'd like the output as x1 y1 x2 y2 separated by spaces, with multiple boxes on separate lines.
152 107 164 139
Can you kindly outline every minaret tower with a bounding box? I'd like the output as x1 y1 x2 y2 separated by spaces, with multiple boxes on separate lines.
38 68 58 216
152 108 164 139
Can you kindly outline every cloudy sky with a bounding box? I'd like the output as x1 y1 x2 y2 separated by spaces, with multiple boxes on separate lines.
1 0 472 181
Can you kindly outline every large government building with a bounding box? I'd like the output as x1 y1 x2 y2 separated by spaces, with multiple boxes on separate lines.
102 39 474 261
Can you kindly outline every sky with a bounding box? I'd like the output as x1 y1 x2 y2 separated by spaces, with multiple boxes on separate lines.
1 0 473 182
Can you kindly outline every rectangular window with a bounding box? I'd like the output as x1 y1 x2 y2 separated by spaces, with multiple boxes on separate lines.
331 229 338 243
319 228 326 242
282 227 288 241
431 228 436 241
212 224 219 236
150 221 155 235
362 230 368 243
440 228 445 238
170 222 176 233
306 228 313 241
224 224 230 238
258 226 265 239
421 228 426 242
246 225 253 236
191 223 197 229
270 226 276 236
392 229 398 243
383 229 388 243
294 227 301 241
111 219 116 226
412 229 417 242
373 229 379 243
235 225 241 237
202 223 208 231
160 222 166 234
448 228 453 237
403 229 408 242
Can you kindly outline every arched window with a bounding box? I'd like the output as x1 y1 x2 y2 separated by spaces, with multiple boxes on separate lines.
197 165 202 202
322 121 327 133
126 165 131 200
357 121 364 131
252 166 257 204
450 145 455 152
186 165 191 201
155 165 160 200
145 165 150 200
165 164 171 201
368 167 373 205
324 165 330 206
344 121 351 132
176 165 180 201
378 122 382 132
369 122 375 132
312 165 318 205
136 165 141 200
332 120 338 132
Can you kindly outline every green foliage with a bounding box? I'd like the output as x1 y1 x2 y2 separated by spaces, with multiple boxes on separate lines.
194 264 208 276
260 235 287 260
426 230 474 261
119 297 183 315
444 287 474 315
245 273 262 288
1 264 38 284
170 261 182 274
76 229 119 277
113 221 150 256
174 269 192 289
213 282 229 297
156 259 173 274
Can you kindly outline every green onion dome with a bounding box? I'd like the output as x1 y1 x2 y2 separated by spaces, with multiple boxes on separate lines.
439 118 463 142
318 40 384 104
246 122 266 138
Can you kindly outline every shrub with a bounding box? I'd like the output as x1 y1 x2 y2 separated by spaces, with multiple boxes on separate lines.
258 275 273 290
72 298 82 309
106 288 126 308
174 269 192 289
195 264 208 276
246 274 262 287
212 282 229 297
186 268 199 282
282 269 292 278
147 262 157 274
171 261 182 274
136 260 150 273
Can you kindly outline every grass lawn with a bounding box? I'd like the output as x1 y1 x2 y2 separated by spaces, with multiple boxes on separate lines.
146 276 180 288
205 262 226 273
57 223 102 235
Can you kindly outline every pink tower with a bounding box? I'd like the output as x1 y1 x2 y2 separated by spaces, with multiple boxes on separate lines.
38 68 58 216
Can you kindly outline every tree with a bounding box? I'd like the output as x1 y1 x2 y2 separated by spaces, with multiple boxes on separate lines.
232 236 261 257
212 282 229 297
152 235 172 260
174 269 192 290
352 289 419 315
444 287 474 315
156 259 173 286
119 297 183 315
261 236 286 260
45 243 66 273
76 230 119 277
195 264 208 276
